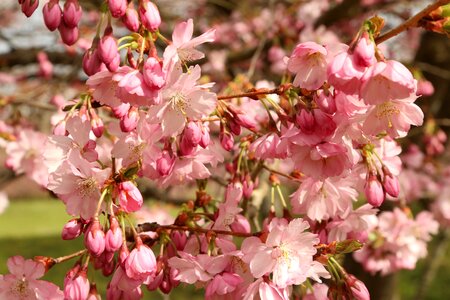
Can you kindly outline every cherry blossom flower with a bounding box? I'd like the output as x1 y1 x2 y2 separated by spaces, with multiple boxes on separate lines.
241 218 329 288
163 18 216 64
0 256 63 300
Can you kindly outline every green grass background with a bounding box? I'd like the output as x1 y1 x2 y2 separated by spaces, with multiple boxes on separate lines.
0 199 449 299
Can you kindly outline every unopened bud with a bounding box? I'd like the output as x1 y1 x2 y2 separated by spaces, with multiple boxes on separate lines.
21 0 39 17
63 0 82 28
105 216 123 252
139 0 161 32
156 151 175 176
220 132 234 151
62 218 83 240
122 4 140 32
382 167 399 198
118 181 143 213
58 22 79 46
108 0 127 18
43 0 62 31
120 107 139 132
98 28 118 65
89 109 104 138
84 218 106 257
364 174 385 207
82 48 102 76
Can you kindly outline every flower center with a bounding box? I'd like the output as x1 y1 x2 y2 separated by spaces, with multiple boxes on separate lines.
11 279 32 298
375 101 400 128
169 92 188 115
77 177 97 198
272 244 292 267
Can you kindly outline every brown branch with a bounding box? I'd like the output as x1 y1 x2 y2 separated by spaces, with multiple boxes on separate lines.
136 222 259 238
217 87 287 101
262 164 302 182
375 0 450 44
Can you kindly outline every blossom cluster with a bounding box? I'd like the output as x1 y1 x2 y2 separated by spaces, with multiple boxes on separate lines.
1 0 449 299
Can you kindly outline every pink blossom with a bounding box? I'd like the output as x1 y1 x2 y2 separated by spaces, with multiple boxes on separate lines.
61 218 83 240
118 181 143 213
163 19 216 64
241 218 329 288
362 99 424 138
148 65 217 136
0 256 63 299
139 0 161 32
47 153 110 219
353 32 376 67
108 0 127 18
360 60 417 105
327 48 365 95
287 42 328 90
290 177 358 221
64 265 90 300
243 278 290 300
125 240 157 281
6 129 49 187
63 0 82 28
58 22 79 46
43 0 62 31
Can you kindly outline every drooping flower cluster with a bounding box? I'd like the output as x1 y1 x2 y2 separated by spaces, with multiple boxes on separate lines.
1 0 449 299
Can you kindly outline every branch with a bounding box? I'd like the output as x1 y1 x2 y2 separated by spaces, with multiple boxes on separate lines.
217 86 288 100
375 0 450 44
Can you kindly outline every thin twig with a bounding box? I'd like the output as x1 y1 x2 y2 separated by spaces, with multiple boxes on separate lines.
375 0 450 44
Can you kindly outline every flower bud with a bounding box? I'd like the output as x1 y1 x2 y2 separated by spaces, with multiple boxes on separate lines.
63 0 82 28
87 283 101 300
354 31 376 67
84 218 106 257
143 57 165 88
112 102 131 118
242 176 254 199
139 0 161 32
108 0 127 18
120 107 139 132
82 48 102 76
382 167 400 198
106 54 120 72
82 139 98 162
180 138 195 156
62 218 83 240
21 0 39 17
346 274 370 300
124 237 157 280
118 181 143 213
220 132 234 151
43 0 62 31
199 126 210 148
230 214 251 234
105 216 123 252
156 151 175 176
58 22 79 46
296 109 315 134
119 243 130 266
122 4 140 32
64 265 90 300
364 174 385 207
98 28 118 65
183 122 202 147
89 109 104 138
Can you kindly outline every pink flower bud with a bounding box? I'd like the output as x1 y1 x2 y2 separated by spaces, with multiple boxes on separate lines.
183 122 202 147
315 90 336 114
120 107 139 132
84 219 106 257
108 0 127 18
106 54 120 72
124 238 157 280
156 151 175 176
63 0 82 28
220 132 234 151
87 283 101 300
82 48 102 76
143 57 165 88
364 174 385 207
122 4 140 32
112 102 130 118
180 138 195 156
105 216 123 252
242 176 254 199
296 109 315 134
21 0 39 17
89 109 104 138
118 181 143 212
382 169 399 198
354 31 376 67
228 119 241 135
347 275 370 300
43 0 62 31
82 139 98 162
98 29 118 65
119 243 130 266
64 265 90 300
139 0 161 32
230 214 251 234
58 22 79 46
199 126 210 148
62 218 83 240
417 80 434 96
